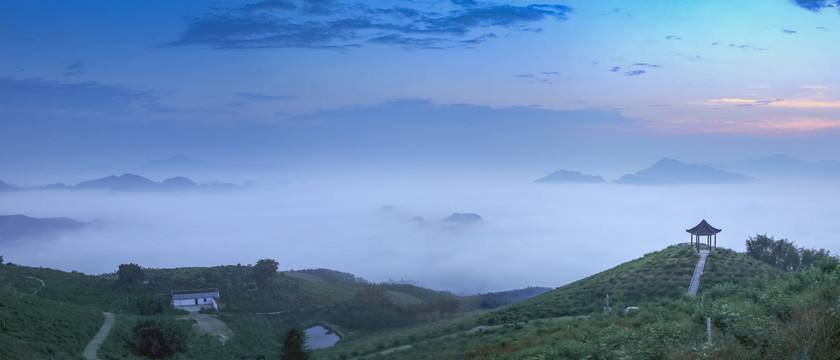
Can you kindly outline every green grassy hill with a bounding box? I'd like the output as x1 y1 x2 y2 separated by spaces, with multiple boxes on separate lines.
314 245 784 359
3 243 836 360
0 260 539 359
482 245 777 324
0 264 105 359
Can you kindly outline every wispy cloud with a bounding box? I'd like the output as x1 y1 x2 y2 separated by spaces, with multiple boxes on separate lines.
790 0 840 12
665 35 681 40
709 98 764 104
0 77 154 116
62 61 84 77
711 42 768 51
708 97 840 108
303 0 334 15
782 29 798 34
166 1 572 50
513 71 563 83
769 100 840 108
245 0 297 11
633 63 661 68
625 70 645 76
235 92 294 101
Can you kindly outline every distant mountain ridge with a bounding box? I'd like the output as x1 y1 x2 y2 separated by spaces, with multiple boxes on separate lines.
616 158 753 185
534 169 606 184
0 180 20 192
75 173 162 191
722 154 840 179
0 214 88 240
0 173 238 192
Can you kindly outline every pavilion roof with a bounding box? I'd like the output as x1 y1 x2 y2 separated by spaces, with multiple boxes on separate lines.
686 219 721 235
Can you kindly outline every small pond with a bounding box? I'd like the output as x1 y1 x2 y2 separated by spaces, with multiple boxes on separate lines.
305 326 341 349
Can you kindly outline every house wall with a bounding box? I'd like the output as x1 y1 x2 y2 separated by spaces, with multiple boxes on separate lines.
173 297 218 309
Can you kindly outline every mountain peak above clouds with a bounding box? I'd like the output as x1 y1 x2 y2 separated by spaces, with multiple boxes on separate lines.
533 169 606 183
74 173 159 191
616 158 753 185
69 173 233 192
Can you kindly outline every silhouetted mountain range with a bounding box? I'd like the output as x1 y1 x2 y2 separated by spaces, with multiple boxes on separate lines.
0 180 20 192
0 214 88 241
533 169 606 184
75 173 162 191
721 154 840 179
616 158 753 185
0 174 238 192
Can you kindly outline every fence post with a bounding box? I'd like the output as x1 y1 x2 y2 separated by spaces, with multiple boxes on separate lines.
706 317 712 345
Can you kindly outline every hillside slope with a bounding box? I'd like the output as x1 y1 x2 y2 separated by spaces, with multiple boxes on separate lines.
482 245 776 324
315 245 782 359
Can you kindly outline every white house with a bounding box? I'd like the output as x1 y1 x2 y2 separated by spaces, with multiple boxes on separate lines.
171 288 220 311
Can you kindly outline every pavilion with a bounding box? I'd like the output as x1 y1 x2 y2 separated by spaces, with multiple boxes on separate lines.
686 219 721 252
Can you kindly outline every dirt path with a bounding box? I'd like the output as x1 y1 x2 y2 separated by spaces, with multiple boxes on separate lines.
180 313 233 344
351 317 587 359
24 276 45 295
83 312 115 360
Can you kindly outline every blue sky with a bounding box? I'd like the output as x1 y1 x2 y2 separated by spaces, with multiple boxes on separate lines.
2 0 840 181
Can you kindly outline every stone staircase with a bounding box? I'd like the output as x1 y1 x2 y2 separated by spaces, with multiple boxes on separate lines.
687 249 710 296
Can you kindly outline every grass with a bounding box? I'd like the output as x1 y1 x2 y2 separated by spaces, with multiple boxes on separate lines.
309 245 783 360
0 244 796 359
0 287 102 359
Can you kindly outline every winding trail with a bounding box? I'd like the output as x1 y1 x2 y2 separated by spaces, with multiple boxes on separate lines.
350 316 584 359
24 276 45 295
83 312 115 360
687 249 710 296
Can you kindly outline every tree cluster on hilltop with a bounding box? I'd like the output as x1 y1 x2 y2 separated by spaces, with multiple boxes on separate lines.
745 234 835 271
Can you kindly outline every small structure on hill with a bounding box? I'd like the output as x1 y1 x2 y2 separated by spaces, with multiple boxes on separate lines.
171 288 220 311
686 219 721 252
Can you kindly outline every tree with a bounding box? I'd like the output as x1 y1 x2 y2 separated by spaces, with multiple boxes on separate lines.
134 295 170 315
746 234 837 272
118 263 144 285
280 328 310 360
132 318 190 359
253 258 279 289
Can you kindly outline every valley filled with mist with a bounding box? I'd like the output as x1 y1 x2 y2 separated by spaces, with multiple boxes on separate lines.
3 158 838 294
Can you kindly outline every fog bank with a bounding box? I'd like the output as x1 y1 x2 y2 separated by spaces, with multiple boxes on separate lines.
1 174 837 294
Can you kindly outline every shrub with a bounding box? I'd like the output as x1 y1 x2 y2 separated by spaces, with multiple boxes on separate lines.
132 318 190 358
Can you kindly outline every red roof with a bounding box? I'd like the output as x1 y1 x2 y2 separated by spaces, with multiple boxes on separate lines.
686 219 721 235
